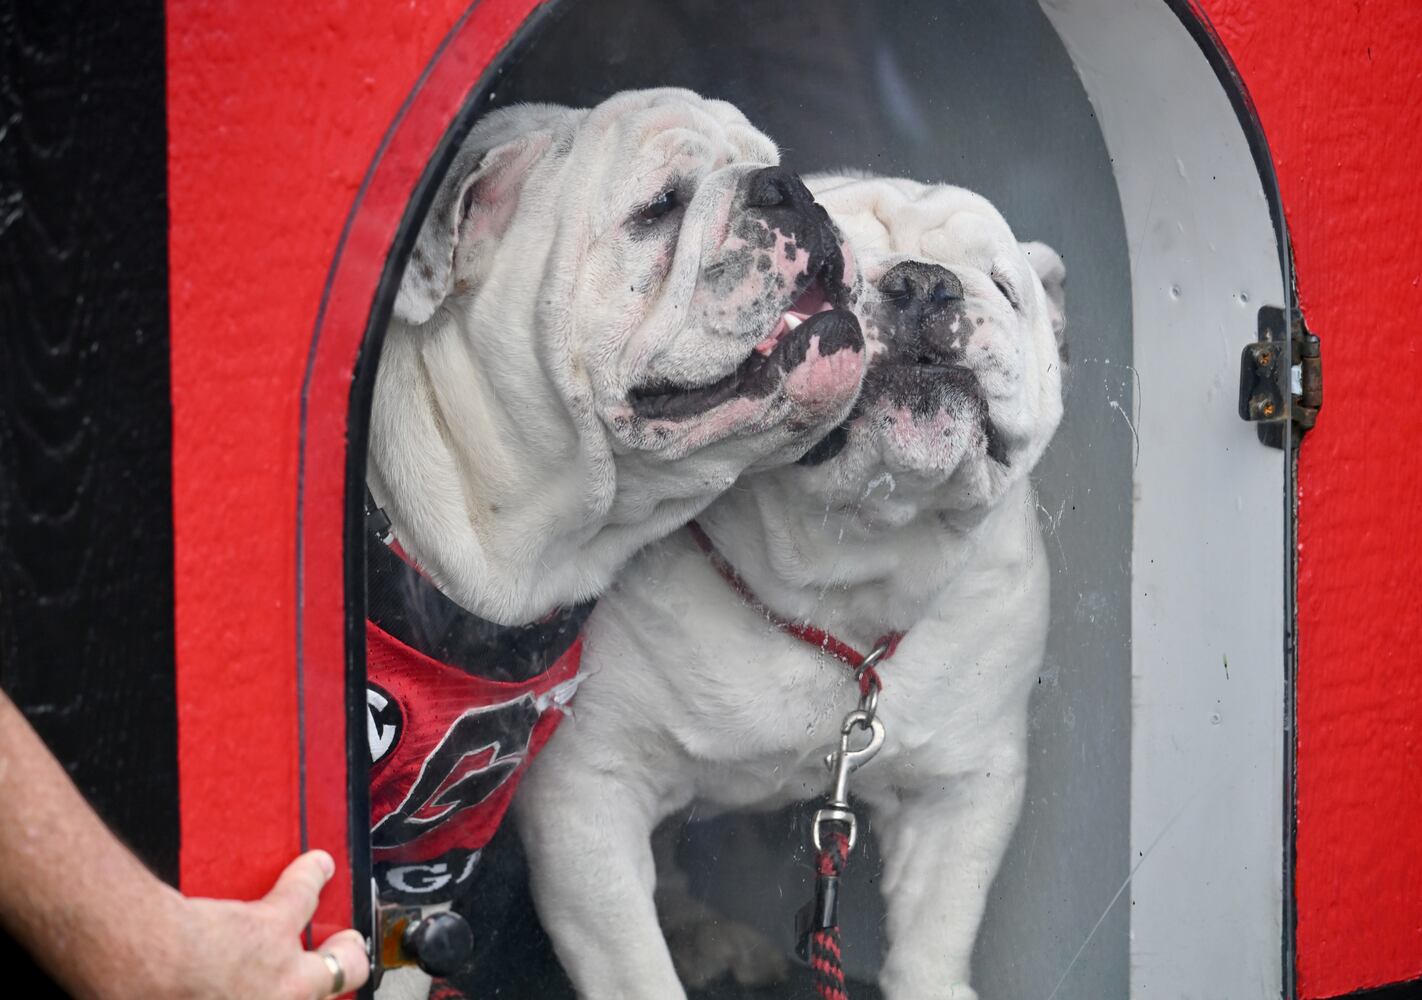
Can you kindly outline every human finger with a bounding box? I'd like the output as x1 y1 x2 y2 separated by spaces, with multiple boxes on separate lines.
262 850 334 932
297 929 370 999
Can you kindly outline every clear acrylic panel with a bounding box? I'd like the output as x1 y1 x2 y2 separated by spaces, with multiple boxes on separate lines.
356 1 1289 997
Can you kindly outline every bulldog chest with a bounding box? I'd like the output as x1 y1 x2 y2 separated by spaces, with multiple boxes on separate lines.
672 616 1022 812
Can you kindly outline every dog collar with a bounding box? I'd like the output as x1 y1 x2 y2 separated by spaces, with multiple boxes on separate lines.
685 520 902 697
365 489 593 681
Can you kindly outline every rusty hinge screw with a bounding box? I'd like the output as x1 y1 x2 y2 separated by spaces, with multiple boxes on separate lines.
1238 306 1322 448
1251 397 1277 419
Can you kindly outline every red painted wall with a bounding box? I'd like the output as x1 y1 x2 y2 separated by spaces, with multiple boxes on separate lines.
165 0 1422 994
1199 1 1422 994
165 0 536 932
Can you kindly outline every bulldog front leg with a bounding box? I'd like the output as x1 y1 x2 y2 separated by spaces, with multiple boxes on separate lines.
873 755 1027 1000
515 766 687 1000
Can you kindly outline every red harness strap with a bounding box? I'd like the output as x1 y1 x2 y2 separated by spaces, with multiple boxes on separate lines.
685 520 902 696
364 493 593 906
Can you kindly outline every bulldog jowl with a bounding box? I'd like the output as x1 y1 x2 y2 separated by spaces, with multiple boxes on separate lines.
625 165 865 436
627 261 861 421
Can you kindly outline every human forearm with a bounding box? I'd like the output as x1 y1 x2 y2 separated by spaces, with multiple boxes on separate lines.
0 690 367 999
0 689 190 997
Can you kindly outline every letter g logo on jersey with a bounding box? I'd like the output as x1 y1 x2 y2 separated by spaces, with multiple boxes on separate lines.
371 695 541 850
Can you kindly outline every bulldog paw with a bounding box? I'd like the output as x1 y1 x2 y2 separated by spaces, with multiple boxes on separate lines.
664 916 790 990
934 984 979 1000
882 981 978 1000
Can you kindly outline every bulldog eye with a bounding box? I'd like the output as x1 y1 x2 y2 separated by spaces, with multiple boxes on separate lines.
635 188 682 225
991 271 1021 311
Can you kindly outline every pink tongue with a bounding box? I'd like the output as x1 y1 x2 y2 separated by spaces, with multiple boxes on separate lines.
754 283 834 355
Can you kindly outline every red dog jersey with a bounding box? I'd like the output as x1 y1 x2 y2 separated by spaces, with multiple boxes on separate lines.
365 512 591 904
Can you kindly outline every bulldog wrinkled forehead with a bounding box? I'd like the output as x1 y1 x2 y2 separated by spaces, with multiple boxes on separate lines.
395 89 779 326
581 87 779 165
807 174 1016 265
809 173 1066 344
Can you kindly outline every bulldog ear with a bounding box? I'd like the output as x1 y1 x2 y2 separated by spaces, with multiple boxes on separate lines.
394 132 552 326
1022 240 1066 351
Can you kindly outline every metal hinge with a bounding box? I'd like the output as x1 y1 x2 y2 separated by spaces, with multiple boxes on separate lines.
1238 305 1322 449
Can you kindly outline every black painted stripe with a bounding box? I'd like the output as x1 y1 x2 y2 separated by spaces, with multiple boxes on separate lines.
0 1 174 992
1339 982 1422 1000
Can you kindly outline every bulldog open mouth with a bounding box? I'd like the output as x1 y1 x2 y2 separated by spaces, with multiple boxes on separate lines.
627 269 861 421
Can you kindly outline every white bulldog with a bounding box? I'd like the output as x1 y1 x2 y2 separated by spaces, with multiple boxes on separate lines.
515 175 1066 1000
369 88 867 627
367 90 869 999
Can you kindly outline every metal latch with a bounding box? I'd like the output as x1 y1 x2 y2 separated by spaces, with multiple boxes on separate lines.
368 896 475 990
1238 305 1322 448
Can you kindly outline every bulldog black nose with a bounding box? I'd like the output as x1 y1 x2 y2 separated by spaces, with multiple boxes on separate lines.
743 166 813 210
878 261 968 363
878 260 963 312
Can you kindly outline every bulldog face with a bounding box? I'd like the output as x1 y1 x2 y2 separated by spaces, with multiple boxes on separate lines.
789 175 1066 529
371 91 867 622
394 89 865 467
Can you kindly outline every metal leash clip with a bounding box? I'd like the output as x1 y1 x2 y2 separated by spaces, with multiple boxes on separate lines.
810 708 885 853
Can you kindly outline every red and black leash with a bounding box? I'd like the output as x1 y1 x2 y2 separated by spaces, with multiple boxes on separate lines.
687 520 902 1000
804 829 853 1000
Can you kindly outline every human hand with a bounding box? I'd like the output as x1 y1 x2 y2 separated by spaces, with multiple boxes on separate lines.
0 692 371 1000
145 850 369 1000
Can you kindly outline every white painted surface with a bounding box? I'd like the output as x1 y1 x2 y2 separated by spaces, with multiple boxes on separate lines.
1041 1 1287 996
